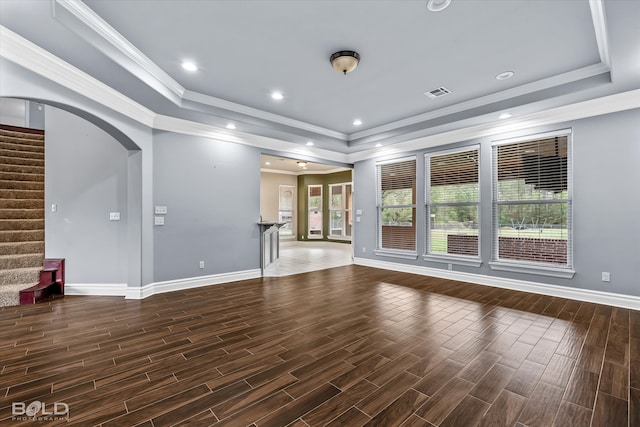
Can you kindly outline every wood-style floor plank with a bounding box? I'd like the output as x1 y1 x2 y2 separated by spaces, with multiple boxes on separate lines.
0 264 636 426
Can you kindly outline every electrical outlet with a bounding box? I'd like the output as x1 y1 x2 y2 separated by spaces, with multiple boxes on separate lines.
199 261 205 269
601 272 610 282
109 212 120 221
155 205 167 215
154 216 164 226
362 247 366 253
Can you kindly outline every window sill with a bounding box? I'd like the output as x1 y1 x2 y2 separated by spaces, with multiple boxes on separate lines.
489 261 575 279
423 254 482 268
328 236 352 241
374 249 418 260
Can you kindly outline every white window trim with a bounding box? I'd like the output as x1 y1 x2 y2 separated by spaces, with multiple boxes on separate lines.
424 145 482 265
376 156 418 258
307 184 323 239
328 182 352 240
491 128 574 276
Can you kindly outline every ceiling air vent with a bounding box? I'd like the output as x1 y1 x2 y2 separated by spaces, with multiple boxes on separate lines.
424 86 451 99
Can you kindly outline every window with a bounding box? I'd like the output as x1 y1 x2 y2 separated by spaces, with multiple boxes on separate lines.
376 158 417 255
308 185 322 238
278 185 294 236
492 130 573 273
329 183 353 239
426 147 480 260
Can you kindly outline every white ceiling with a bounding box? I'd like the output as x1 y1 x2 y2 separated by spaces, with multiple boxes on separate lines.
1 0 638 156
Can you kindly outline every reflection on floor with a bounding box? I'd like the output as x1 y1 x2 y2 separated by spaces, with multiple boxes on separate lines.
263 240 353 277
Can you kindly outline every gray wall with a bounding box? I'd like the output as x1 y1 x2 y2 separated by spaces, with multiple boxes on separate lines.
354 108 640 297
45 106 129 283
153 131 261 282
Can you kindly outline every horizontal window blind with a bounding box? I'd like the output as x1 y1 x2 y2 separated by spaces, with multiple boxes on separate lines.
493 133 572 267
377 158 416 252
426 147 479 256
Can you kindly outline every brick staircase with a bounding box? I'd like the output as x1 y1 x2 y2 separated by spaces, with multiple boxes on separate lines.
0 125 63 306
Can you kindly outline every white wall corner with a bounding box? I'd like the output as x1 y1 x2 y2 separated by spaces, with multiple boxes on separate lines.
353 257 640 311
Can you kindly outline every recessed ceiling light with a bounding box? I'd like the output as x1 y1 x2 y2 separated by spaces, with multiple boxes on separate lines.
375 143 383 148
181 61 198 72
271 91 284 100
306 141 314 146
499 113 512 119
353 119 362 126
427 0 452 12
225 123 236 130
495 71 515 81
265 161 271 165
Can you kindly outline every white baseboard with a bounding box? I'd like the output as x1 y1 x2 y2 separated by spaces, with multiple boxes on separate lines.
125 269 262 300
354 257 640 311
65 283 127 296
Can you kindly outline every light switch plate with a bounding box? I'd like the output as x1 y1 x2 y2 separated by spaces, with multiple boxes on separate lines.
154 216 165 225
51 204 57 213
109 212 120 221
155 205 167 215
356 209 363 215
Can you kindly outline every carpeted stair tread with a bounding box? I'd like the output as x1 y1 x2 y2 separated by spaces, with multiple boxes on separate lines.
0 171 45 182
0 208 44 219
0 230 45 243
0 141 44 154
0 135 44 148
0 155 44 167
0 266 41 286
0 253 44 270
0 129 44 143
0 148 44 160
0 189 44 199
0 219 45 231
0 180 45 191
0 283 40 307
0 241 44 255
0 163 44 174
0 199 43 209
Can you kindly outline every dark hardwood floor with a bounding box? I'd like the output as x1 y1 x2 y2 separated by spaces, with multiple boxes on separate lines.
0 265 637 426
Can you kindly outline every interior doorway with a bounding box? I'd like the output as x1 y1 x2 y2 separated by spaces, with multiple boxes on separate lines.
260 154 353 276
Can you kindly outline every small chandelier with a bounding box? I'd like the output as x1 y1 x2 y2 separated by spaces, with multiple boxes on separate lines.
330 50 360 75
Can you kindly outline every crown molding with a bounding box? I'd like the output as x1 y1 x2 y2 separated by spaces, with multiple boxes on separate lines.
260 167 350 176
53 0 185 105
153 114 349 164
349 63 610 142
589 0 611 70
0 25 156 127
183 91 348 141
346 88 640 163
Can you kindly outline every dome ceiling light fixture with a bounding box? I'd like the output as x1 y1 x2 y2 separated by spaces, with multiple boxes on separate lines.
330 50 360 75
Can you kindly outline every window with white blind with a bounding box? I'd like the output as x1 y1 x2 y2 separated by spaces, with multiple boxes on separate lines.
426 147 480 263
376 157 417 256
492 130 573 276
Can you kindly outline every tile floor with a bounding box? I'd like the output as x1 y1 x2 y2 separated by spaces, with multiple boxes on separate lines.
263 240 353 277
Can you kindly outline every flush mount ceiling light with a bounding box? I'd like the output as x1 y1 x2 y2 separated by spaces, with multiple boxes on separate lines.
297 161 307 168
496 71 515 81
330 50 360 75
427 0 452 12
